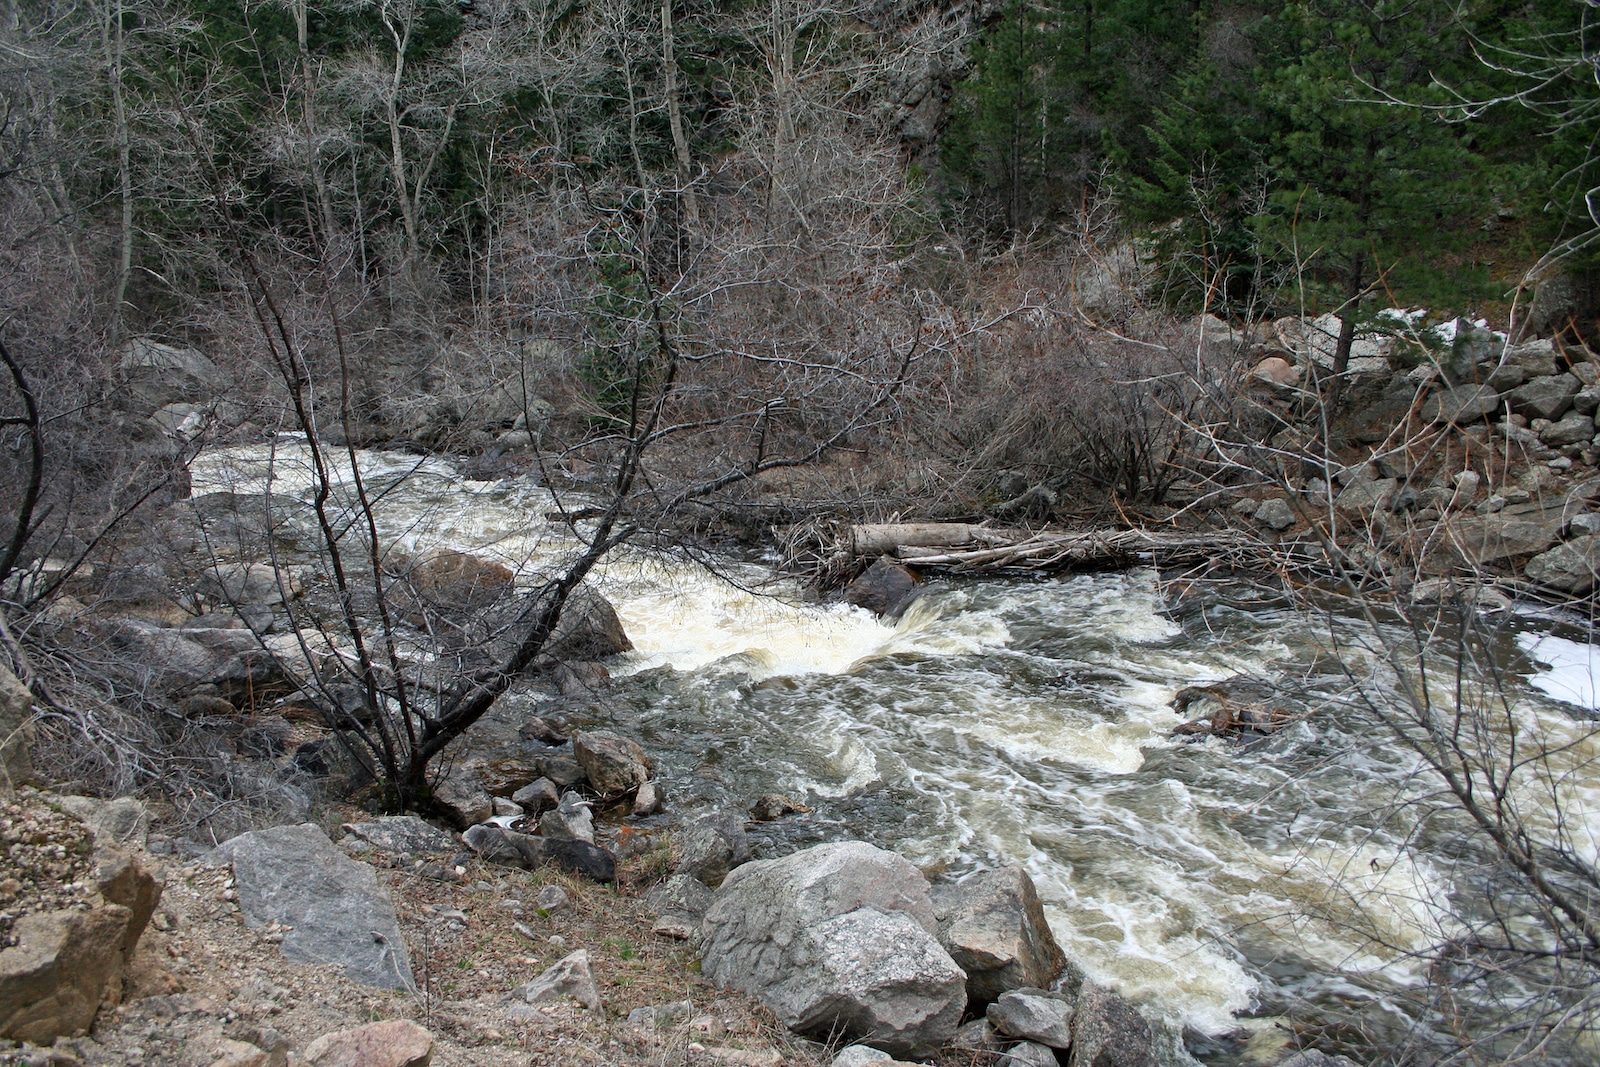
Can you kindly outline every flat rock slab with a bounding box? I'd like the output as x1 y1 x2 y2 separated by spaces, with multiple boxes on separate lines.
212 823 413 989
303 1019 434 1067
340 817 458 856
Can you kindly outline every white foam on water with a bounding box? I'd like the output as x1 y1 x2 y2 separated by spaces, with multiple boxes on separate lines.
1518 631 1600 710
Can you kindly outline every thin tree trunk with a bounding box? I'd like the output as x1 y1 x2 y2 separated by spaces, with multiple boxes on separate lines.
292 0 338 244
104 0 133 342
661 0 697 227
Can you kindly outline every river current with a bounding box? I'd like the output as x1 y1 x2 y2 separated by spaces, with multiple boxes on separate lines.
190 440 1600 1058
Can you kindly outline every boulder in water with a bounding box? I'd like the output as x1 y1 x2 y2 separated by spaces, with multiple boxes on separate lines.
1067 983 1155 1067
934 867 1068 1007
699 840 966 1056
846 557 920 618
572 730 651 795
544 583 633 661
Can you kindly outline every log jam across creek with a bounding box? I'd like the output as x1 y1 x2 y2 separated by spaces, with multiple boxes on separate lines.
190 441 1600 1059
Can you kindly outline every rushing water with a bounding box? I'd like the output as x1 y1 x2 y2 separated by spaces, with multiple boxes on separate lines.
190 440 1600 1057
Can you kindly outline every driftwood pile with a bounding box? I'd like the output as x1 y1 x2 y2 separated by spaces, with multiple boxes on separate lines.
830 523 1249 575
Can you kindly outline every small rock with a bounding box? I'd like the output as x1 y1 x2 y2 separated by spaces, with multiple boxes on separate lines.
533 885 571 912
632 780 666 817
1278 1052 1362 1067
987 990 1074 1048
749 794 810 822
646 873 714 934
1570 513 1600 536
831 1047 895 1067
210 1040 269 1067
1422 384 1500 425
511 778 560 813
1525 535 1600 593
627 1000 693 1028
492 797 524 818
432 769 493 829
517 718 567 746
951 1018 1006 1052
675 813 751 889
533 756 588 789
1251 356 1299 388
538 792 595 844
999 1041 1059 1067
1253 498 1295 531
1551 455 1576 470
302 1020 434 1067
511 949 602 1012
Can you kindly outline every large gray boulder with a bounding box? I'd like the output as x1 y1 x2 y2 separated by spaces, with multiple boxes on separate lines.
1525 535 1600 593
699 841 967 1057
212 823 413 989
119 339 226 413
934 867 1068 1006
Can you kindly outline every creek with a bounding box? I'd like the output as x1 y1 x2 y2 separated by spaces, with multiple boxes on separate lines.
190 440 1600 1060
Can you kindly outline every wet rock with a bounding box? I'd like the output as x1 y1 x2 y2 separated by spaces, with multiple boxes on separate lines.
632 780 666 816
512 949 602 1012
211 823 413 989
1067 983 1154 1067
699 840 966 1057
646 873 714 938
1525 534 1600 593
398 549 513 618
552 661 611 695
750 793 810 821
999 1041 1060 1067
1510 373 1581 421
534 756 588 789
987 989 1074 1048
431 768 493 829
302 1019 434 1067
339 817 457 856
846 557 920 618
544 583 633 661
517 717 568 745
1253 498 1295 531
511 777 560 813
572 730 652 795
936 867 1068 1007
460 823 616 882
0 666 30 793
0 905 133 1043
675 813 751 889
538 791 595 844
1277 1052 1361 1067
1421 384 1499 425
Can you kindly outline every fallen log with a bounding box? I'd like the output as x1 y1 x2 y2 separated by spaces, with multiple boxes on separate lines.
840 523 1247 573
